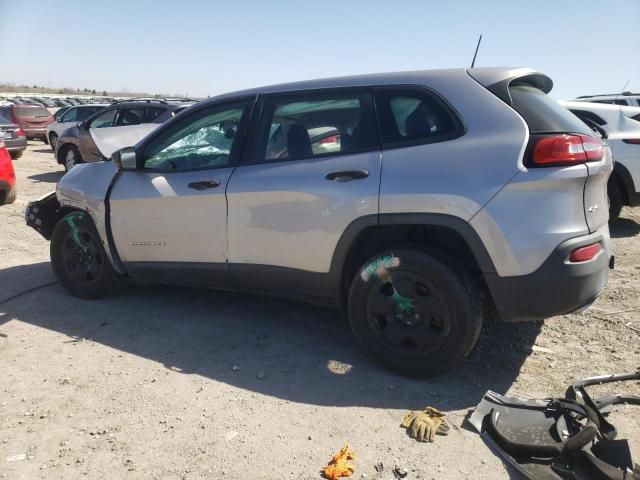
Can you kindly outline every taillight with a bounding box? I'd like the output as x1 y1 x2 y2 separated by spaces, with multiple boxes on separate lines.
569 243 602 263
531 134 605 167
622 138 640 144
317 134 340 145
15 128 26 137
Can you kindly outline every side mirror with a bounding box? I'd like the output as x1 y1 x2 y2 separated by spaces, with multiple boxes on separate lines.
77 121 86 130
112 146 137 170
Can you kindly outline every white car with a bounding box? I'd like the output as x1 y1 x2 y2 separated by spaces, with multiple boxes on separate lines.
46 104 109 150
574 93 640 108
561 100 640 222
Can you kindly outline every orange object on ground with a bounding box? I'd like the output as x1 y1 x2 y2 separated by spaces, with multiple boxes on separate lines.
322 445 356 480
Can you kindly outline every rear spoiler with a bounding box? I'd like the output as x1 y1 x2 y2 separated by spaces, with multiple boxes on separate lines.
467 67 553 105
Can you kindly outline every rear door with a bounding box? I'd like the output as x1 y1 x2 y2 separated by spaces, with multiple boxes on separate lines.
109 98 252 285
226 88 381 295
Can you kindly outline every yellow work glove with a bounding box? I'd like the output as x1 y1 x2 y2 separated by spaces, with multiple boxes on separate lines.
401 406 449 442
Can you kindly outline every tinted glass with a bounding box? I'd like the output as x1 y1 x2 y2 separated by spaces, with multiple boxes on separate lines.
0 108 13 124
76 106 105 122
118 107 146 126
61 108 78 123
509 85 591 135
375 88 461 147
143 101 247 171
15 105 50 118
89 109 117 128
255 91 377 162
147 107 166 122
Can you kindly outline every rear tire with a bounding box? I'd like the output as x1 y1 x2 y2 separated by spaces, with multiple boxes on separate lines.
50 211 120 299
608 177 624 225
347 248 482 377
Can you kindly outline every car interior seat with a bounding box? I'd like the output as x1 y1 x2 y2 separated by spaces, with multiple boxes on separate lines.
286 123 312 159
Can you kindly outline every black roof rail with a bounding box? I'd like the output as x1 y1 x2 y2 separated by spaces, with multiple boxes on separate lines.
110 98 169 105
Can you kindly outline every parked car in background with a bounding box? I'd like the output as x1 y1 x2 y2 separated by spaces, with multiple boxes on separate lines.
53 99 72 108
47 104 108 150
27 67 612 377
0 140 16 205
561 100 640 223
575 93 640 108
5 104 54 143
0 106 27 159
55 99 194 171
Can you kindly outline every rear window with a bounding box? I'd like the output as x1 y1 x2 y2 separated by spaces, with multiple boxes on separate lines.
0 108 13 124
15 105 50 118
509 85 591 135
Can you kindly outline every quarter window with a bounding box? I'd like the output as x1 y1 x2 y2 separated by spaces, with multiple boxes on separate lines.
375 88 462 147
254 91 378 162
143 101 248 171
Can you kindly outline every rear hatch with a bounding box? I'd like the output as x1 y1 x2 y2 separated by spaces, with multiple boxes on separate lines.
14 105 53 128
469 68 613 233
0 108 19 140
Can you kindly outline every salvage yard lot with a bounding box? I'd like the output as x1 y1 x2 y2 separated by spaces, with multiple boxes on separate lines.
1 143 639 479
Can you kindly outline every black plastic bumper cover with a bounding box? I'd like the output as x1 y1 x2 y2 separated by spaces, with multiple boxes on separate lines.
25 191 61 240
485 231 610 322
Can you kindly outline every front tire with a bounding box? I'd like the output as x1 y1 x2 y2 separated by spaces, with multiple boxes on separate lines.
61 145 82 172
50 211 119 299
348 248 482 377
9 150 22 160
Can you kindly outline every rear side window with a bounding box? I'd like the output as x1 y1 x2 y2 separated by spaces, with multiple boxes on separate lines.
509 85 591 135
61 108 79 122
254 90 378 162
374 88 462 148
76 106 104 122
15 105 50 118
569 110 607 126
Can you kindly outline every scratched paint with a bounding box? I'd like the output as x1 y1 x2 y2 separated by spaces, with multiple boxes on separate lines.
361 255 414 313
64 211 90 252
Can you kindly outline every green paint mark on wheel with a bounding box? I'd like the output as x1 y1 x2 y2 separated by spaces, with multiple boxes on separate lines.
64 211 90 252
361 255 414 313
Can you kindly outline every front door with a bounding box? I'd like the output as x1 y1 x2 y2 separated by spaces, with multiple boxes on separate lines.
109 99 253 286
226 89 381 296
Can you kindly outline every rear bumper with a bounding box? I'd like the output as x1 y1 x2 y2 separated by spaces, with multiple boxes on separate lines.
485 229 611 322
3 137 27 152
23 127 47 138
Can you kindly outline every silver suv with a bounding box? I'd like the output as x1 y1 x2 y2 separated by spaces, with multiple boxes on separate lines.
26 67 613 377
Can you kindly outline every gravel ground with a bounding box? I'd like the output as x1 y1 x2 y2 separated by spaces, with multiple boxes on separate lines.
1 143 639 480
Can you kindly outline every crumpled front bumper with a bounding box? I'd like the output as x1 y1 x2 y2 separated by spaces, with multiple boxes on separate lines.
25 191 60 240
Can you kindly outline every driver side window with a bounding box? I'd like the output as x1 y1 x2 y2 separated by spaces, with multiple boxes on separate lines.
89 108 117 128
142 101 248 171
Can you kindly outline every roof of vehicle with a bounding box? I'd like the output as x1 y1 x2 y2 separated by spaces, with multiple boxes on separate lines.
206 67 546 103
560 100 640 116
576 92 640 99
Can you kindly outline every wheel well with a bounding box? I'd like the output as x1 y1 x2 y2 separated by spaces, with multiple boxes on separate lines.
609 171 629 205
339 223 494 311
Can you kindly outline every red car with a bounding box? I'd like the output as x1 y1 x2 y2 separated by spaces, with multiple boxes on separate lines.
10 104 54 142
0 140 16 205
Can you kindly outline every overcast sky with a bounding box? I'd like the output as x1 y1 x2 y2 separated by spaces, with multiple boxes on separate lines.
1 0 639 100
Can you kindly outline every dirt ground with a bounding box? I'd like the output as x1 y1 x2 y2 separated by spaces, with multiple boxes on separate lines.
1 143 639 480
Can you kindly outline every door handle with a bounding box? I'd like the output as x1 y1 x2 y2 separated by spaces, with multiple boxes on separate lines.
325 169 370 182
188 179 220 190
